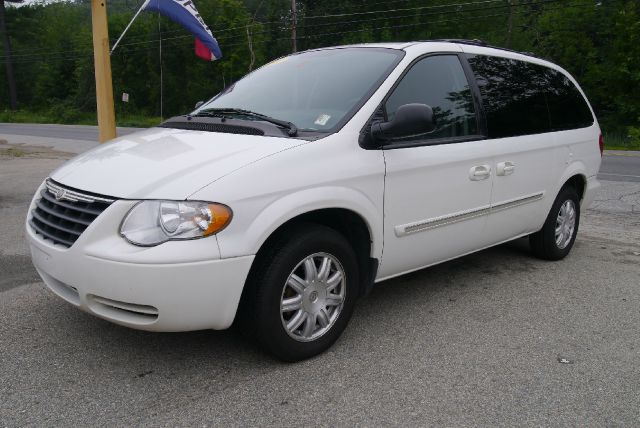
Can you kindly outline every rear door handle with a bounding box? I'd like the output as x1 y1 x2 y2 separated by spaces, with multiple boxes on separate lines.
469 165 491 181
496 161 515 176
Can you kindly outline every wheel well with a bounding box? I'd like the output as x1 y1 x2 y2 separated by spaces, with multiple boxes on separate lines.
254 208 376 296
564 174 586 200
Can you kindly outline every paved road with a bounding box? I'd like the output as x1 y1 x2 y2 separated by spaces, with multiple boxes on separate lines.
0 123 141 141
599 151 640 182
1 123 638 179
1 132 639 426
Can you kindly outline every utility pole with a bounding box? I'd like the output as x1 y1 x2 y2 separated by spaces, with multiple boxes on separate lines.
291 0 297 53
506 0 515 48
91 0 116 143
0 0 19 110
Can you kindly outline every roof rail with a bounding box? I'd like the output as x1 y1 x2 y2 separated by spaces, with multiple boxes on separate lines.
424 38 539 59
430 38 488 46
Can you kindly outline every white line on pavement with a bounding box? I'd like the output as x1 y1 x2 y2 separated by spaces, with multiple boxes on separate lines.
598 173 640 179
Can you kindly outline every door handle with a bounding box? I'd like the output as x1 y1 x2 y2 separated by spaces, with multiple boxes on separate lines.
496 161 515 176
469 165 491 181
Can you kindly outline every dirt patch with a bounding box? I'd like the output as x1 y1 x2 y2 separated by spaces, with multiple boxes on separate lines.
0 140 75 160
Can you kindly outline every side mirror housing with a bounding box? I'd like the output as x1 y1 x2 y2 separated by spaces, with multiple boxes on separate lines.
194 100 205 109
371 103 435 142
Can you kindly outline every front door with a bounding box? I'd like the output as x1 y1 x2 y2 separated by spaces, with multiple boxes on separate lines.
379 54 493 279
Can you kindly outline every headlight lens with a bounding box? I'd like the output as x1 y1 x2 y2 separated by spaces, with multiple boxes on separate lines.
120 200 232 246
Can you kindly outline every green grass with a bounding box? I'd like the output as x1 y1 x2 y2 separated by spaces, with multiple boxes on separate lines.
115 114 163 128
0 109 65 124
603 131 640 151
0 147 27 157
0 109 162 128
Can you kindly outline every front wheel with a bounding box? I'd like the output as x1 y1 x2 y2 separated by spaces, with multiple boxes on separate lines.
242 224 359 361
530 186 580 260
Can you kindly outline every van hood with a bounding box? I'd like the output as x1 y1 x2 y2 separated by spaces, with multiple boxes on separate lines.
51 127 307 199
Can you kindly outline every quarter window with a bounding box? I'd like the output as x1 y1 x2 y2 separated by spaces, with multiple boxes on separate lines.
385 55 478 141
544 68 594 131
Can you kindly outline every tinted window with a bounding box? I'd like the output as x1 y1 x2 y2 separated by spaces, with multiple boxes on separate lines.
545 68 594 131
467 55 550 138
385 55 478 141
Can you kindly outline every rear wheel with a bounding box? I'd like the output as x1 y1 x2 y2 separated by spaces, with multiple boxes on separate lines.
530 186 580 260
242 224 359 361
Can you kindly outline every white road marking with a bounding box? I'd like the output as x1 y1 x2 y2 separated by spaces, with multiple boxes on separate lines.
598 173 640 179
604 152 640 157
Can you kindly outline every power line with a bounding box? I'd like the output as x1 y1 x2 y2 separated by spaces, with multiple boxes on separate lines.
1 23 272 60
299 0 504 19
301 12 513 41
0 0 582 59
296 0 565 31
0 0 561 60
0 0 619 64
0 0 541 58
108 18 276 44
103 2 606 57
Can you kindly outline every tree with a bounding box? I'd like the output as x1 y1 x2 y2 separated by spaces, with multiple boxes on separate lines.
0 0 22 110
0 0 637 137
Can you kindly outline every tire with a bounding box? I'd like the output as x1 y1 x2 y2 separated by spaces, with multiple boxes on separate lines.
241 223 359 362
530 185 580 261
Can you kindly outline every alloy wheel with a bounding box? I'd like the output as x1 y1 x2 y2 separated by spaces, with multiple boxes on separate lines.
280 252 346 342
555 199 576 249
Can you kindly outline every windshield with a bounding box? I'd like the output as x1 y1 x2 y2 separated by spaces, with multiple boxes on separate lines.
196 48 403 132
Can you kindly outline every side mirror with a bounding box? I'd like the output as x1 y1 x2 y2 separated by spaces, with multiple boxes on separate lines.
371 103 435 142
194 100 205 109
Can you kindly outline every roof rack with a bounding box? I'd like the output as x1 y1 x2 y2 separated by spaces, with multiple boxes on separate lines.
432 38 487 46
425 38 539 59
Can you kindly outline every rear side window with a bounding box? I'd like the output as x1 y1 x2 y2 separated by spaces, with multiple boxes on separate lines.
385 55 478 141
544 68 594 131
467 54 594 139
466 55 549 138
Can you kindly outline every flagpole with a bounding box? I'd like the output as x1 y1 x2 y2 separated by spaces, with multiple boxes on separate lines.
110 0 149 55
158 11 163 121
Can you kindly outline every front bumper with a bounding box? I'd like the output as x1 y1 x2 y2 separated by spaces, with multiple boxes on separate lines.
26 189 254 332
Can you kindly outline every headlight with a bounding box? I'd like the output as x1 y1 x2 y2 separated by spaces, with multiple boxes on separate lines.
120 200 232 246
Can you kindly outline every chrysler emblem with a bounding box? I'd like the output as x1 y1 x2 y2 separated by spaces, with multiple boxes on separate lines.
54 188 66 201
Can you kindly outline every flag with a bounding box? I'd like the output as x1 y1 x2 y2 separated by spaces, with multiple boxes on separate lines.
142 0 222 61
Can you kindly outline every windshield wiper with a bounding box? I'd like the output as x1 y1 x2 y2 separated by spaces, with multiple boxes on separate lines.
193 108 298 136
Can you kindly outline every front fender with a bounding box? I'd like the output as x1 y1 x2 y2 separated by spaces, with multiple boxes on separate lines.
213 186 383 260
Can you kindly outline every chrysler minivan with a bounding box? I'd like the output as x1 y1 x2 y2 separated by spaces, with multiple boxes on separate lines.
27 40 601 361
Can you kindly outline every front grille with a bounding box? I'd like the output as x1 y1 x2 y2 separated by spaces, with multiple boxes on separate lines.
29 179 115 248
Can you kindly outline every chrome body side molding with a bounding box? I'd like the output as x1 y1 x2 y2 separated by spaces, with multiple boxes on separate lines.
490 192 544 213
395 191 545 237
395 205 491 237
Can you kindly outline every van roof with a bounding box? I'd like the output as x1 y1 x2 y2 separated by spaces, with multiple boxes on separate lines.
335 41 417 49
338 39 539 60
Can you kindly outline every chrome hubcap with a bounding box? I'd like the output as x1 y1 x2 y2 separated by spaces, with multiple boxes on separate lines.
555 199 576 249
280 252 346 342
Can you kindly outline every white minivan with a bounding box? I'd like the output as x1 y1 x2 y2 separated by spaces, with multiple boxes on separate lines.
27 40 601 361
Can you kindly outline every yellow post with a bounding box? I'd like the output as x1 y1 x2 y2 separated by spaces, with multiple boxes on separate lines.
91 0 116 143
